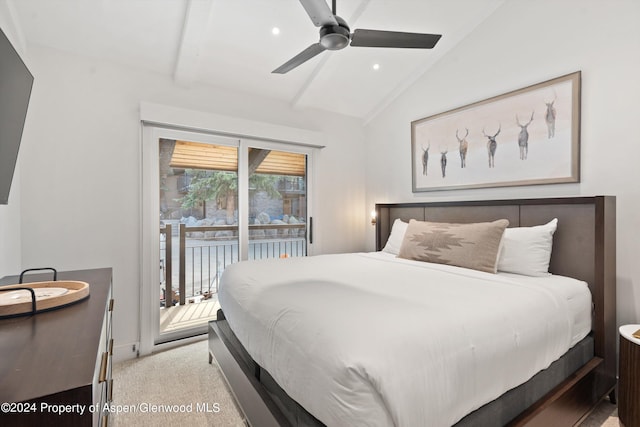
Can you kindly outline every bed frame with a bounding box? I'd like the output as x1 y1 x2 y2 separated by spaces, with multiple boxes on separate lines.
209 195 616 427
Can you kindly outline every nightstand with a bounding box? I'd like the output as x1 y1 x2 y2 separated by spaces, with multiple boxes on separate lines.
619 324 640 427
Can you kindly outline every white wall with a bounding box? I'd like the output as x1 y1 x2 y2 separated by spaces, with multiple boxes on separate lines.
364 0 640 326
0 6 26 277
0 165 22 278
18 45 365 358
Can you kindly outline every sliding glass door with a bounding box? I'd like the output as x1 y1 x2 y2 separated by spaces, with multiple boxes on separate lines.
141 126 313 347
247 144 308 260
158 138 239 338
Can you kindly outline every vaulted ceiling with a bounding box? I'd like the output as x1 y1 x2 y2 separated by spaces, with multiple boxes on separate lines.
8 0 505 121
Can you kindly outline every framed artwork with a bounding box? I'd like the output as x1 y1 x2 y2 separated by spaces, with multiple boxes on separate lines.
411 71 581 192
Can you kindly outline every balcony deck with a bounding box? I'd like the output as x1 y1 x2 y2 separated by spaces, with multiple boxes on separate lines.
159 224 306 335
160 298 220 333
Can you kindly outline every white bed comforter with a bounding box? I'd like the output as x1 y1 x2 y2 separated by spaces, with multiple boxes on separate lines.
218 252 592 427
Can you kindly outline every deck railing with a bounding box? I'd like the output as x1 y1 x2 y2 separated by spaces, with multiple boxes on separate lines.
160 223 306 306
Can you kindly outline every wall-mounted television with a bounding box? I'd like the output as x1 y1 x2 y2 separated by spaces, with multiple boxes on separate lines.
0 27 33 205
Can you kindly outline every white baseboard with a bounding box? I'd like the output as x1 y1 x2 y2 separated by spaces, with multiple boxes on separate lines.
113 341 140 363
113 335 208 363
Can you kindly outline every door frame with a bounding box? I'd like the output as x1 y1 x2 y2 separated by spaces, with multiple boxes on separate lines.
140 125 241 352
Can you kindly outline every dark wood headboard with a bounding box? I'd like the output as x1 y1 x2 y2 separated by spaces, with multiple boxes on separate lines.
375 196 616 399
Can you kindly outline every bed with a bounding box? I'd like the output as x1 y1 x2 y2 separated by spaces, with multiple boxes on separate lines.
208 196 616 427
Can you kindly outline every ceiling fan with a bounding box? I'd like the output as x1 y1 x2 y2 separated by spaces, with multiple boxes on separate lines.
272 0 442 74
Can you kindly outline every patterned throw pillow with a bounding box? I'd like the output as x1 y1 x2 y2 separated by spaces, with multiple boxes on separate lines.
398 219 509 273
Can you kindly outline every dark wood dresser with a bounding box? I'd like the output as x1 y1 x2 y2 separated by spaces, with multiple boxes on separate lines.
0 268 114 427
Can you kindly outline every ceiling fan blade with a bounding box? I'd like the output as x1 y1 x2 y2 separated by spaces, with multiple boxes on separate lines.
299 0 338 27
272 43 326 74
351 29 442 49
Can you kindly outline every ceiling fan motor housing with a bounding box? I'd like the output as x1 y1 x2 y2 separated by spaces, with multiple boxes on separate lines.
319 16 350 50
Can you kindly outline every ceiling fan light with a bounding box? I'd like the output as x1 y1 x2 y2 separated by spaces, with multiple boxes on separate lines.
319 18 351 50
320 32 349 50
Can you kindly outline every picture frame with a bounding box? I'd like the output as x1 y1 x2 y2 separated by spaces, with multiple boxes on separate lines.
411 71 581 192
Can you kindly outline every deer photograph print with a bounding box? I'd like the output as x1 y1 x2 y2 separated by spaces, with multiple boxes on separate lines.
411 71 580 192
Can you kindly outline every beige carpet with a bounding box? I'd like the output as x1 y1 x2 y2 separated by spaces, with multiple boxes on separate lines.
112 339 618 426
111 339 245 426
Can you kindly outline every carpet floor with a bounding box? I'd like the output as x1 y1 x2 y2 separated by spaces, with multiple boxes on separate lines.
111 338 618 426
111 339 244 426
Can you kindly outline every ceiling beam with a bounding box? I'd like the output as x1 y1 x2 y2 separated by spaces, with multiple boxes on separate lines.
173 0 214 86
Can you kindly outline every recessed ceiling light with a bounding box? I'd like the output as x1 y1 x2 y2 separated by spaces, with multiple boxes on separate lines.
372 63 380 71
272 27 281 35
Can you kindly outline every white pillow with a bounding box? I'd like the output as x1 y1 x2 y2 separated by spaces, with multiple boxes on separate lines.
382 218 408 255
497 218 558 276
